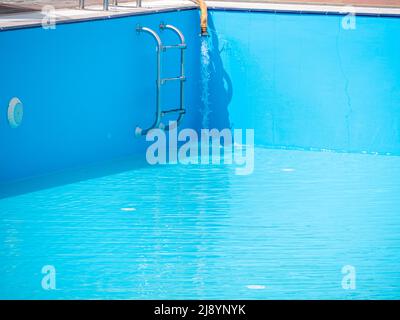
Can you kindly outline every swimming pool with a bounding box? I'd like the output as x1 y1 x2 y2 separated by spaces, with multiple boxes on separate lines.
1 4 400 299
1 147 400 299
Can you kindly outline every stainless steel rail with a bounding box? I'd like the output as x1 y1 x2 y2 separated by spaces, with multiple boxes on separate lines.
135 23 187 137
158 23 186 132
135 25 163 137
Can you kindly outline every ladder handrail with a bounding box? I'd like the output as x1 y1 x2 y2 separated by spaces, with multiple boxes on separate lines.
135 23 187 137
160 23 186 46
135 25 163 137
158 23 186 132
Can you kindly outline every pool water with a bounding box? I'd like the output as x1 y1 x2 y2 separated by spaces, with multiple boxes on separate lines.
1 147 400 299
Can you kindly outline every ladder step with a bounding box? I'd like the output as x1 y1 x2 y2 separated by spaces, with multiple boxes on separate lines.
161 76 186 85
161 44 187 50
161 108 186 116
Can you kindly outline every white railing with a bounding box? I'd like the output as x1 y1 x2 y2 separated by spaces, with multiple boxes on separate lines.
79 0 141 10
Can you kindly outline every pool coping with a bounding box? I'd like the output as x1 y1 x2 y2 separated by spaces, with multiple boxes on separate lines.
209 1 400 17
0 1 197 31
1 0 400 31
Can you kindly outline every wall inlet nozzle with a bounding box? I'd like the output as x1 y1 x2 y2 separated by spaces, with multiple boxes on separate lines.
201 26 209 37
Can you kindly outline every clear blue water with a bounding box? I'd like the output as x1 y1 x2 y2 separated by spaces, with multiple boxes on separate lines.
1 147 400 299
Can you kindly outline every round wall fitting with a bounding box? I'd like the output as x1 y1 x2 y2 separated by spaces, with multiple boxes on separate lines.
8 97 23 128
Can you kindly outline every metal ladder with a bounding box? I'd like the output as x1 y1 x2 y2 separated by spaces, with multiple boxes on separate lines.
135 23 187 137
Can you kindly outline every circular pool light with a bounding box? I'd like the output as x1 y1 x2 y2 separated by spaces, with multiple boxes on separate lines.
121 207 136 212
281 168 295 172
246 285 266 290
7 97 23 128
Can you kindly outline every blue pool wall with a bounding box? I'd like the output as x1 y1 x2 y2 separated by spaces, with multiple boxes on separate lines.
0 9 202 184
207 10 400 154
1 8 400 184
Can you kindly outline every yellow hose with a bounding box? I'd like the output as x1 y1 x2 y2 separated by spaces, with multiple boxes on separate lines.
191 0 208 36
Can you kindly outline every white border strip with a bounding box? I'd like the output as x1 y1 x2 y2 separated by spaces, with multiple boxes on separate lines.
1 0 400 31
207 1 400 16
0 1 196 31
208 1 400 16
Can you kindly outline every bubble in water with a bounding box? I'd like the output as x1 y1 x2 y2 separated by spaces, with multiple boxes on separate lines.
281 168 295 172
246 285 266 290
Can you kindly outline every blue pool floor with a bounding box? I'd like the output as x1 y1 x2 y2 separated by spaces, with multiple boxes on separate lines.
1 147 400 299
